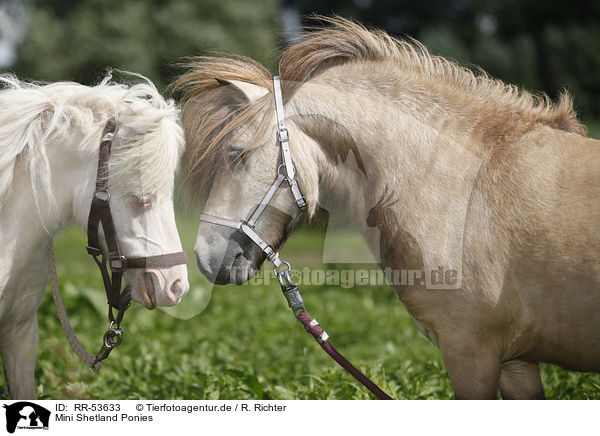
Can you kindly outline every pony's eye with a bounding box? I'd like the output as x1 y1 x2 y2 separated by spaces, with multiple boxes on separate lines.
228 149 244 162
227 149 246 169
132 194 152 208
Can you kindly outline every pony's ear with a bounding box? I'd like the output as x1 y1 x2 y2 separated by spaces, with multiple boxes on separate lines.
215 78 268 103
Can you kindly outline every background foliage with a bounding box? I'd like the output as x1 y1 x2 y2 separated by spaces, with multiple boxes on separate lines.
4 0 600 120
287 0 600 120
8 0 281 88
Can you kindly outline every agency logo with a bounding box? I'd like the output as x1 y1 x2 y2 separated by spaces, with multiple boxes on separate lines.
2 402 50 433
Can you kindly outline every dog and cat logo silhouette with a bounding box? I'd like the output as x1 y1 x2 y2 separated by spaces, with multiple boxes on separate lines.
2 402 50 433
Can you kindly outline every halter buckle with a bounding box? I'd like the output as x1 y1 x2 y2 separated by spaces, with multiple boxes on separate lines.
109 255 126 272
277 128 289 142
102 132 114 143
263 244 276 260
94 190 110 202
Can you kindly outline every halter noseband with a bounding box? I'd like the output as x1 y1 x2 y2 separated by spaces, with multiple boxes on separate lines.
198 76 306 270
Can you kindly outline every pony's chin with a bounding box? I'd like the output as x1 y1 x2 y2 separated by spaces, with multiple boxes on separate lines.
214 270 256 285
210 252 259 285
195 231 267 285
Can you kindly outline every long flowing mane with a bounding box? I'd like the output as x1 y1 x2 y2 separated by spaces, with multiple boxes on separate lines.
174 16 585 190
0 72 183 213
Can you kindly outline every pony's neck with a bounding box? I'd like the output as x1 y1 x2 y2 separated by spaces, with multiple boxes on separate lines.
291 78 481 212
289 79 483 280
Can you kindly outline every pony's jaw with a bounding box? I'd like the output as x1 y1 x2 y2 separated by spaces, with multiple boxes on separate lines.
194 225 263 285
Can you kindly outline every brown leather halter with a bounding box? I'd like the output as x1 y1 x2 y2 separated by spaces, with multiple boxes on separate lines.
86 118 187 326
50 118 187 370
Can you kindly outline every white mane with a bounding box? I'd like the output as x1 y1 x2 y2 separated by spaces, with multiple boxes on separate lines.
0 71 184 216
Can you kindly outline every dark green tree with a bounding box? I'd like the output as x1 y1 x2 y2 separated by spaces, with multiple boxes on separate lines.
10 0 282 89
287 0 600 118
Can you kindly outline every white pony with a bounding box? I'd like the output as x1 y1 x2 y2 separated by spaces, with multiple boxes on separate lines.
0 72 189 399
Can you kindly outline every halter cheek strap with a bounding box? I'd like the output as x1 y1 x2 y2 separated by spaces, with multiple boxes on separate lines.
86 118 188 326
273 76 305 208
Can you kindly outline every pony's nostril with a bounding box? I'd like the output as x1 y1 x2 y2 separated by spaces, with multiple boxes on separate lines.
139 271 158 309
169 279 186 301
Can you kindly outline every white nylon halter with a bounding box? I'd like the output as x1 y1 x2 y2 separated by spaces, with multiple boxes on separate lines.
199 76 306 269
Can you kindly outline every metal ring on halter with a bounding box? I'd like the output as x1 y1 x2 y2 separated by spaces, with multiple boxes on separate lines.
273 260 291 276
277 164 288 179
103 327 123 349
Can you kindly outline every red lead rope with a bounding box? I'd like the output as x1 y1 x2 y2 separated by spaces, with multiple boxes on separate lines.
277 270 392 400
295 310 393 400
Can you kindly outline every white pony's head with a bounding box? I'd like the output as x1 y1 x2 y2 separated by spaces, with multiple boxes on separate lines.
0 71 189 308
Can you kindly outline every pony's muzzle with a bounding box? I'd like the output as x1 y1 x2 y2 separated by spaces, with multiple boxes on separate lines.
133 266 188 308
157 264 189 306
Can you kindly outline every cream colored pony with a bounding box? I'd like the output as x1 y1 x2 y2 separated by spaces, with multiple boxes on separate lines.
176 18 599 399
0 73 189 399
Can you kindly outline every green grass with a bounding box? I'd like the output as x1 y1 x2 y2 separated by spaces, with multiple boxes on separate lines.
1 214 599 400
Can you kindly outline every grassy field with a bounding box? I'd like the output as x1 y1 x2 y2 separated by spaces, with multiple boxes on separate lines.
1 213 600 400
